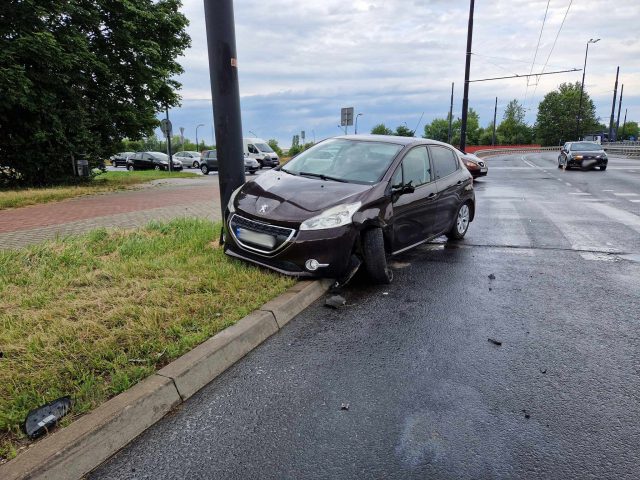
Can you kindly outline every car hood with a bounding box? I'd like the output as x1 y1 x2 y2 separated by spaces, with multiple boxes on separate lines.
236 170 373 222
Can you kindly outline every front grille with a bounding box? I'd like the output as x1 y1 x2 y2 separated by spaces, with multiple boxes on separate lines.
228 214 296 255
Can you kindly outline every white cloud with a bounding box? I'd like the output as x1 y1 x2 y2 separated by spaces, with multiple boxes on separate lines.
169 0 640 146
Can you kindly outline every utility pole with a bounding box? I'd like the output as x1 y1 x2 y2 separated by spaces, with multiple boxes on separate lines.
576 39 599 139
448 82 454 143
621 108 627 140
459 0 475 153
615 84 624 139
492 97 498 146
165 106 173 172
608 66 620 142
204 0 245 222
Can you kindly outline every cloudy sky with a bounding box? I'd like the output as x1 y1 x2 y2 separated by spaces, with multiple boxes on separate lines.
165 0 640 147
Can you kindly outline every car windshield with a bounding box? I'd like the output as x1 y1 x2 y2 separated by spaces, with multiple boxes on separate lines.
188 151 201 156
282 138 403 184
570 142 602 152
255 143 274 153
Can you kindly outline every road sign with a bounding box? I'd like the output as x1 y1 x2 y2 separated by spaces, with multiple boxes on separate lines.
301 130 305 141
341 107 354 127
160 119 172 138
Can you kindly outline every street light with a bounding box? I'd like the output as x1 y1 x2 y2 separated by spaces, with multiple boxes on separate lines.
576 38 600 139
355 113 363 134
195 123 205 152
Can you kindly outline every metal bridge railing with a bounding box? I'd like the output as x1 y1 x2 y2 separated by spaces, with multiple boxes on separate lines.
474 146 560 158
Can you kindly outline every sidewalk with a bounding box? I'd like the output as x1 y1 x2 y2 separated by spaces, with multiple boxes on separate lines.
0 178 222 249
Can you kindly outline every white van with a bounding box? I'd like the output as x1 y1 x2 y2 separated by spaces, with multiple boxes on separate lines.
243 138 279 168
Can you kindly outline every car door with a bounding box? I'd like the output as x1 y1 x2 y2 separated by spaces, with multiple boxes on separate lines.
390 146 439 253
430 145 467 233
132 153 145 169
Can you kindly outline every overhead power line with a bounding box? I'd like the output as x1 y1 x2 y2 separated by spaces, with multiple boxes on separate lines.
529 0 574 103
523 0 551 104
470 68 580 83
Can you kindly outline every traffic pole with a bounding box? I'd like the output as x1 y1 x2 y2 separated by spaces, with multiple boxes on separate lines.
492 97 497 146
165 106 173 172
448 82 454 143
204 0 245 225
615 84 624 138
459 0 475 153
608 66 619 141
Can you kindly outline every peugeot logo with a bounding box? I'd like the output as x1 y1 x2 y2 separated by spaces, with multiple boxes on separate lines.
259 204 268 214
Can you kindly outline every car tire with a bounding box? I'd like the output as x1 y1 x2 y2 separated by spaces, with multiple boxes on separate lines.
127 165 134 171
362 228 393 284
201 164 209 175
446 202 471 240
600 165 607 171
193 161 199 169
154 165 161 171
249 169 257 175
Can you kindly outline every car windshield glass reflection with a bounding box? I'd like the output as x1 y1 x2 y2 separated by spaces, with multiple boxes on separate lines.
571 142 602 151
255 143 274 153
283 139 403 184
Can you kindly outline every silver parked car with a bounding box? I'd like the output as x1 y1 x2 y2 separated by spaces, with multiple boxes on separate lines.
174 151 202 168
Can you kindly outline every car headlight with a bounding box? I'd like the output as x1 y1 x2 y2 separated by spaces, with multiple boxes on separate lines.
227 185 243 213
300 202 362 231
574 155 583 160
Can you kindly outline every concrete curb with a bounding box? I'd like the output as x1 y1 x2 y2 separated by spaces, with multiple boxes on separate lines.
1 279 331 480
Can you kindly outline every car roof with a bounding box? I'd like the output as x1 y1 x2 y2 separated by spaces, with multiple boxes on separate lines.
332 134 456 148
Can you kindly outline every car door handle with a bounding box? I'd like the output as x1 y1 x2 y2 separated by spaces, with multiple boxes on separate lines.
427 192 437 199
456 180 463 185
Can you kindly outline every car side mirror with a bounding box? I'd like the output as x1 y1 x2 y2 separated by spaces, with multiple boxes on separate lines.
391 183 415 196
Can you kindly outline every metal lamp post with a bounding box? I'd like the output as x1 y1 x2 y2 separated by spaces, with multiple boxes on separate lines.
355 113 363 134
576 38 600 139
195 123 205 152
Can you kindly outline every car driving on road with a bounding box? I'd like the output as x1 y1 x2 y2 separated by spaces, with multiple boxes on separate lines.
558 142 608 171
125 152 183 171
224 135 475 284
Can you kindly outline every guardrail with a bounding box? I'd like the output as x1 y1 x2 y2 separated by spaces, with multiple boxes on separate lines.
602 142 640 157
474 146 560 158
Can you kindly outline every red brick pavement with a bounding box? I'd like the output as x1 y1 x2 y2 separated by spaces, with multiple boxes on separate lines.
0 181 220 234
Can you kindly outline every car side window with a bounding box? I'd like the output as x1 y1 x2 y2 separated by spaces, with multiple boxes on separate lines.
248 144 258 154
430 146 458 179
401 146 431 187
391 165 403 188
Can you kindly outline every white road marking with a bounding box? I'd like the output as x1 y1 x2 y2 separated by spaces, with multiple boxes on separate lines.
629 200 640 203
602 189 614 192
586 203 640 235
613 193 638 197
569 192 591 195
565 182 572 186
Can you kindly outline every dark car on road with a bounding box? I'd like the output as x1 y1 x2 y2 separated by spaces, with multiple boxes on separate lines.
224 135 475 284
200 150 260 175
110 152 135 167
558 142 608 171
126 152 183 171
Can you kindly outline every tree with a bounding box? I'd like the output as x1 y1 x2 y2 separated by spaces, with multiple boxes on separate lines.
535 82 599 146
450 108 481 146
371 124 393 135
620 121 638 140
497 99 533 145
423 118 450 142
0 0 190 186
394 125 414 137
267 139 283 157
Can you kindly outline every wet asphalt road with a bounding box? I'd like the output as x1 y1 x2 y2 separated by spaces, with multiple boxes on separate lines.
91 153 640 479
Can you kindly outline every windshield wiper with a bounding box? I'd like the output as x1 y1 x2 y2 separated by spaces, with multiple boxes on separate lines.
280 167 297 175
299 171 348 183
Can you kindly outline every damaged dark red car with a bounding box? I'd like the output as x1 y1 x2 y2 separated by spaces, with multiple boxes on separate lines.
224 135 475 284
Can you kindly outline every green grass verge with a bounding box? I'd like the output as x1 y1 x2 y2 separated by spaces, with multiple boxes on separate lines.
0 218 295 462
0 171 200 210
